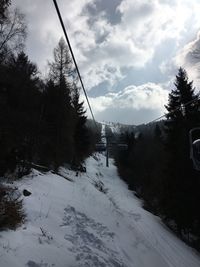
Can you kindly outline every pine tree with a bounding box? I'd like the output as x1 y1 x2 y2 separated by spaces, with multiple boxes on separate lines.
0 51 41 177
72 83 89 167
45 38 75 169
163 67 200 235
165 68 199 122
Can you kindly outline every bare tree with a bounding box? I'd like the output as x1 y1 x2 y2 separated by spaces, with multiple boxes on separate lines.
0 8 26 62
0 0 11 21
49 37 73 84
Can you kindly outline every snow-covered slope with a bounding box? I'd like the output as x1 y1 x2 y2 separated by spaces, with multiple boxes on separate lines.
1 154 200 267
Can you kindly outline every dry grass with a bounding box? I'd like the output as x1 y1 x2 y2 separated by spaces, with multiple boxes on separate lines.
0 185 24 230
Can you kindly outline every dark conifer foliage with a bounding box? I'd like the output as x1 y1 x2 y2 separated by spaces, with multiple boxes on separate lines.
0 0 101 231
40 78 75 170
0 30 100 176
165 68 199 121
0 52 42 177
114 68 200 250
72 84 89 167
162 67 200 238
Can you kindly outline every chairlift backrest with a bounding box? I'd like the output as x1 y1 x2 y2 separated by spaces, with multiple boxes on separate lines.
189 128 200 171
192 139 200 161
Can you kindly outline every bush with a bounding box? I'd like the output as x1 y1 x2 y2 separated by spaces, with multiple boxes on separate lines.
0 185 24 230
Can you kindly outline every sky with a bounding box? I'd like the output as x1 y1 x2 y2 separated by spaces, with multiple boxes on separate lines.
12 0 200 125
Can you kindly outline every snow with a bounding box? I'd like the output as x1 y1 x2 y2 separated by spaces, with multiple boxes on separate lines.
0 153 200 267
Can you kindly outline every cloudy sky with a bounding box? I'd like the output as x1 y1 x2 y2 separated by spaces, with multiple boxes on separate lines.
12 0 200 125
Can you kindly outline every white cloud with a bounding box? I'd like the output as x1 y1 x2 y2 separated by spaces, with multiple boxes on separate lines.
12 0 95 74
88 83 168 124
175 31 200 89
12 0 200 91
11 0 200 123
76 0 200 90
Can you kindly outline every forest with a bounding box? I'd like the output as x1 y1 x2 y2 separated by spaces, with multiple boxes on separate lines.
114 67 200 250
0 0 101 229
0 1 101 177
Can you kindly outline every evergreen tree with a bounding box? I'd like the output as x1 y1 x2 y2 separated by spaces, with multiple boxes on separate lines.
163 67 200 235
165 68 199 122
72 83 89 166
0 51 41 177
45 38 75 169
43 38 99 169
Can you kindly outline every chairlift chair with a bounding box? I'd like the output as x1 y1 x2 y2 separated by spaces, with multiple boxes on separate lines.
189 128 200 171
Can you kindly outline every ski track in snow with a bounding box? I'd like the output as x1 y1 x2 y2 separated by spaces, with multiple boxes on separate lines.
0 153 200 267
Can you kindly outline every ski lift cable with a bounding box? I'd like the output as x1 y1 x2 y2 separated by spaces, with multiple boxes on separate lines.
52 0 199 129
101 98 200 128
148 97 200 124
52 0 97 129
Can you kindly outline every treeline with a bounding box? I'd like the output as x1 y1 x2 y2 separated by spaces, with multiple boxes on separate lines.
0 1 101 179
115 68 200 250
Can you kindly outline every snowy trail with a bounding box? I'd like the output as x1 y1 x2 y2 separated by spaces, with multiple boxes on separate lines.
99 161 200 267
0 154 200 267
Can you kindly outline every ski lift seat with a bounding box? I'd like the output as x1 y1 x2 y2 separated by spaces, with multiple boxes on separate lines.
192 139 200 162
189 128 200 171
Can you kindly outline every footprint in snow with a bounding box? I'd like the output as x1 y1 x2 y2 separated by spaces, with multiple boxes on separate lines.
61 205 127 267
131 213 141 222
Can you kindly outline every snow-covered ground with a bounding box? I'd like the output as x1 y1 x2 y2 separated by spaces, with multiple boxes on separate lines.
1 154 200 267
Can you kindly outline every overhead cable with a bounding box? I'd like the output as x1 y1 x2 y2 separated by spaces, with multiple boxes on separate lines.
52 0 200 129
149 97 200 124
52 0 97 128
